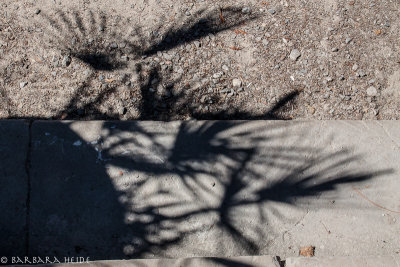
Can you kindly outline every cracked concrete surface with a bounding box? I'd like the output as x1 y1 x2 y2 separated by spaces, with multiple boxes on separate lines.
0 120 399 261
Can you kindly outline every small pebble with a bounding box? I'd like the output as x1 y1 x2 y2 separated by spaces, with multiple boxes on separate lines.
62 55 72 67
268 9 276 15
242 7 250 14
19 82 28 88
289 49 301 61
232 78 242 87
34 9 41 15
366 86 377 96
357 70 366 77
73 140 82 146
213 72 223 79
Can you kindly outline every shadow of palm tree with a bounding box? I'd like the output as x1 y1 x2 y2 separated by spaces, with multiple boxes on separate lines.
36 7 285 120
0 7 394 266
27 118 391 261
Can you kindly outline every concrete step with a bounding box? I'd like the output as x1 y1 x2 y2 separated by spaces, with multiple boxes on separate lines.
1 120 399 261
26 255 400 267
285 256 400 267
33 255 281 267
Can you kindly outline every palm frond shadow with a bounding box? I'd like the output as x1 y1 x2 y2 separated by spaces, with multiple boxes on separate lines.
35 7 293 120
76 119 391 259
13 7 393 264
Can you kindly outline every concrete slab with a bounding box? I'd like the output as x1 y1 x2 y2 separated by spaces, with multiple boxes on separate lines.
26 121 400 260
0 121 29 256
285 256 400 267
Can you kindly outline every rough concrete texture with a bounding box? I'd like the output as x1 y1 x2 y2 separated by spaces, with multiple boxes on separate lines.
285 256 400 267
24 120 400 261
37 255 280 267
2 120 400 261
0 121 29 256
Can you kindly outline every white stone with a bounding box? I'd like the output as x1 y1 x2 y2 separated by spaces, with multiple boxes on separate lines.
232 78 242 87
289 49 301 61
366 86 377 96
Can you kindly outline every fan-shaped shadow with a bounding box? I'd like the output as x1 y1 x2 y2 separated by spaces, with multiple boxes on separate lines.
0 6 395 265
24 119 392 261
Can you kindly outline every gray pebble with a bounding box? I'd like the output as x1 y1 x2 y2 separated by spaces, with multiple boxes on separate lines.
19 82 28 88
213 72 223 79
345 37 352 44
232 78 242 87
34 9 41 15
200 95 207 103
242 7 250 14
366 86 377 96
175 66 184 74
163 53 172 60
357 70 366 77
268 9 276 15
222 65 229 72
289 49 301 61
62 55 71 67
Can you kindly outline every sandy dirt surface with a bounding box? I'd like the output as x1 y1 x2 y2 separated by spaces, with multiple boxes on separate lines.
1 0 399 120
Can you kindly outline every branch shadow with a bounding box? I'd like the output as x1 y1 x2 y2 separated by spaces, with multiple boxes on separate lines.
24 119 392 262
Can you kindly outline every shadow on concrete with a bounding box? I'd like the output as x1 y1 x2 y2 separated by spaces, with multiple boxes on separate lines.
19 119 391 263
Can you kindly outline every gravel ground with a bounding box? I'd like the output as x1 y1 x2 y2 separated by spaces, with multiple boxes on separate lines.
1 0 399 120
